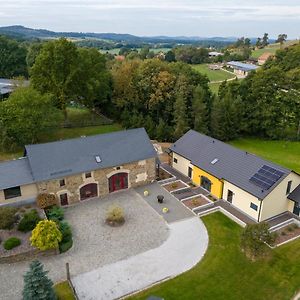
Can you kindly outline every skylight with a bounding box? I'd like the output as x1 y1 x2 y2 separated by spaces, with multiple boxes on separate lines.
95 156 102 163
211 158 219 165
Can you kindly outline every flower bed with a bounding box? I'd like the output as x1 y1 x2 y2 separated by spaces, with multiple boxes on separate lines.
157 168 173 181
274 223 300 245
163 180 187 192
0 205 53 263
182 196 210 209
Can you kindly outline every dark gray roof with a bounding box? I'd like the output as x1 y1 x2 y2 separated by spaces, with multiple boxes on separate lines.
0 158 34 190
170 130 290 199
25 128 157 182
288 184 300 203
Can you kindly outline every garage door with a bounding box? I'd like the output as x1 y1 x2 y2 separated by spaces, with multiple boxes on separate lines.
80 183 98 200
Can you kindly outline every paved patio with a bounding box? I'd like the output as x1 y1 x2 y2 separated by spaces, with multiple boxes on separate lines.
72 216 208 300
135 182 195 223
0 189 169 300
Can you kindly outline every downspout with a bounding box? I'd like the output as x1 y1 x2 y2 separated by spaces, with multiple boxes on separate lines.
258 199 263 222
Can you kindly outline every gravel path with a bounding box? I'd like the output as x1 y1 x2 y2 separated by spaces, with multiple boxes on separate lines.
72 216 208 300
0 189 169 300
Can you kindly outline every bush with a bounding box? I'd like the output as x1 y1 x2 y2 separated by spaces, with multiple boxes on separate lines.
191 198 200 206
36 193 58 209
241 223 276 259
46 206 64 222
18 209 41 232
4 237 21 250
0 207 18 229
59 239 73 253
57 221 73 253
106 205 125 225
30 220 62 251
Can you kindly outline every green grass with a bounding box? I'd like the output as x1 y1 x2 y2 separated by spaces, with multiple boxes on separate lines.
64 107 112 127
54 281 76 300
192 64 235 82
208 82 221 94
129 212 300 300
99 48 171 55
251 46 279 59
230 138 300 173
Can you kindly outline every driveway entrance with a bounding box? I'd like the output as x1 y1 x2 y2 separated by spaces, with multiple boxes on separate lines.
80 183 98 200
109 173 128 192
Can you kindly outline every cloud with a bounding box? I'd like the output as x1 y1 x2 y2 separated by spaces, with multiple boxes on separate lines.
0 0 299 37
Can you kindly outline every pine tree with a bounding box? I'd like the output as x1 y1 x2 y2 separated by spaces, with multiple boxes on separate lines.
173 92 190 139
192 86 209 134
23 260 56 300
211 90 241 141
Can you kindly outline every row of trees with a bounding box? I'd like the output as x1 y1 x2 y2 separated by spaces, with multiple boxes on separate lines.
215 43 300 140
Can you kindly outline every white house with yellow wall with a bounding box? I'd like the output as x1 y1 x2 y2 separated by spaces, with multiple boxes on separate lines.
169 130 300 222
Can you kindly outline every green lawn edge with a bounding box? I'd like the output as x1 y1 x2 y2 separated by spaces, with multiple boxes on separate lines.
129 212 300 300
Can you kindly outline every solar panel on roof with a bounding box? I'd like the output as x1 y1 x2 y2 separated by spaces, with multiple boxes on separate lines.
249 165 284 191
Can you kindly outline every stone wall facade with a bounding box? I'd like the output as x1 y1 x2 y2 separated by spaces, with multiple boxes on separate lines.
36 158 156 205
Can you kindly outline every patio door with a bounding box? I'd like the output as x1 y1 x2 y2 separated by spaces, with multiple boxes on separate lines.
293 202 300 216
200 176 212 192
109 173 129 193
227 190 233 203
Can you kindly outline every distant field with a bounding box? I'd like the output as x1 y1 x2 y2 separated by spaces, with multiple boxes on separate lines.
251 40 299 58
230 138 300 173
99 48 171 55
192 64 235 82
251 46 279 59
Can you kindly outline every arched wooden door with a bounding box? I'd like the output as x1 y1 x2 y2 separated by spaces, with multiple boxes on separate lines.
108 173 129 193
80 183 98 200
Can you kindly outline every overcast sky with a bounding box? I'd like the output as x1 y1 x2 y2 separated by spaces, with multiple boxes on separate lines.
0 0 299 38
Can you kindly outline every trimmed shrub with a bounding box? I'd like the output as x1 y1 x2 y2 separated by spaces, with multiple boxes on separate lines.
46 206 64 222
0 207 18 229
59 239 73 253
30 220 62 251
36 193 58 209
106 205 125 226
4 237 21 250
18 209 41 232
58 221 73 253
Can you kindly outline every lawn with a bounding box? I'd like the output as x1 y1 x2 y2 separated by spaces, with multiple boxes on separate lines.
64 107 112 127
251 46 279 59
129 212 300 300
208 82 221 94
54 281 76 300
230 138 300 173
99 48 171 55
192 64 235 82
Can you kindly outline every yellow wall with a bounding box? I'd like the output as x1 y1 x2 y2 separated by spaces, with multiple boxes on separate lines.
192 166 223 198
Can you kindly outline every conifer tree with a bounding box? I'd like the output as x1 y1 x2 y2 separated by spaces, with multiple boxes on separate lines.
192 86 209 134
23 260 56 300
173 92 190 139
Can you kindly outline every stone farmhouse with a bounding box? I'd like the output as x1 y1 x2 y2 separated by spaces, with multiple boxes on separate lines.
169 130 300 222
0 128 157 207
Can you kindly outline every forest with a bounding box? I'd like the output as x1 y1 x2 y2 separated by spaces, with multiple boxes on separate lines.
0 34 299 152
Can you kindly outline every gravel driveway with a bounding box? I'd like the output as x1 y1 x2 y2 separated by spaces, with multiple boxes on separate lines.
0 189 169 300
